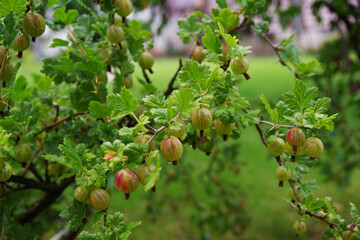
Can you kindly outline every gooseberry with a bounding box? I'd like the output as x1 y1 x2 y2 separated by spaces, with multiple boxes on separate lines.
275 166 291 187
230 55 250 80
197 137 214 156
89 189 110 210
0 63 14 82
106 24 125 44
0 162 12 182
114 0 133 18
286 127 305 160
139 51 154 73
98 71 108 84
191 108 212 137
137 163 160 192
115 168 139 200
100 48 112 72
12 33 30 58
123 75 133 89
134 134 156 152
22 13 46 42
166 118 186 138
74 185 89 203
268 137 285 163
214 118 235 141
160 136 183 165
192 45 206 63
293 220 306 236
14 143 32 165
303 137 324 160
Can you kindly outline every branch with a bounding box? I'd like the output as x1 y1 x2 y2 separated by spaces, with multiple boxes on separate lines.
142 69 151 84
243 109 268 147
65 25 87 58
261 34 300 79
259 120 293 129
95 76 105 103
145 112 181 145
35 111 89 136
21 136 47 178
164 59 182 97
18 176 75 224
8 175 57 191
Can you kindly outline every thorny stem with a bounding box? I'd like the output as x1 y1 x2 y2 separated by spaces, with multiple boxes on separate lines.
66 25 87 58
259 120 293 130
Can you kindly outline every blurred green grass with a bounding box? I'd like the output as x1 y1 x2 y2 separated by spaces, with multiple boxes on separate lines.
20 52 360 240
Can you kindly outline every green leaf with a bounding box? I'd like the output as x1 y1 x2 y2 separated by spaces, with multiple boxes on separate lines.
296 60 320 75
59 200 88 232
9 100 32 124
0 0 26 17
213 8 238 31
50 38 69 48
177 13 204 44
214 107 236 125
12 76 33 102
144 151 161 191
278 43 302 65
108 88 138 120
53 8 79 25
124 143 148 163
201 25 222 55
260 94 279 123
75 56 106 75
216 0 227 8
87 163 108 188
1 12 17 47
305 194 325 211
313 97 331 114
300 179 319 196
119 221 142 239
88 101 110 119
282 79 317 112
142 90 167 110
58 138 84 172
177 59 211 93
350 203 360 223
253 21 269 35
172 88 198 117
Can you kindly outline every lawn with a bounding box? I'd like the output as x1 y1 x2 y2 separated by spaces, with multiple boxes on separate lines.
19 52 360 240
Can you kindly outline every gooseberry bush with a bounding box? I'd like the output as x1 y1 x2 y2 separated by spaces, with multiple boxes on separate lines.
0 0 359 239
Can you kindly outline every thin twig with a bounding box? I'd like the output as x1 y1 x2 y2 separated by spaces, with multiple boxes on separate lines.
142 69 151 84
261 34 300 79
65 25 87 58
95 76 105 103
145 112 181 145
260 120 293 129
21 136 47 178
35 111 89 136
164 59 182 97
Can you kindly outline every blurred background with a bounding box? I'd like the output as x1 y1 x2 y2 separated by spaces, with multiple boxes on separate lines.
20 0 360 239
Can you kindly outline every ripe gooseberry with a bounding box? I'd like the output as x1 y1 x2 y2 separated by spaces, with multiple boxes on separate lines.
191 107 212 138
0 162 12 182
22 13 46 42
12 33 30 58
286 127 305 160
0 63 14 82
115 168 139 200
268 137 285 163
160 136 183 165
48 162 65 178
219 42 227 63
293 220 307 236
74 185 89 202
106 24 125 45
275 166 291 187
285 142 303 162
137 163 160 192
14 143 32 166
89 189 110 210
123 75 133 89
214 118 235 141
342 230 356 240
303 137 324 160
192 45 206 63
230 55 250 80
114 0 134 18
139 51 154 73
